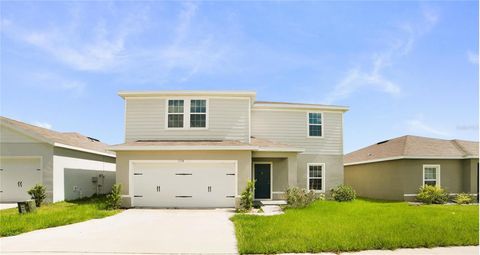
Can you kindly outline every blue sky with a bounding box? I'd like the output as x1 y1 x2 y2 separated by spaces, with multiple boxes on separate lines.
1 1 478 152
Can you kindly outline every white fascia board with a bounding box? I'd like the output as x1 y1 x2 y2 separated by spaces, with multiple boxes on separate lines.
118 90 256 99
345 155 477 166
54 143 116 158
108 145 259 151
108 145 305 152
253 103 349 112
256 147 305 153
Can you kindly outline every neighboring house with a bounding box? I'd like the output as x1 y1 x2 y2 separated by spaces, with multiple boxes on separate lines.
344 135 479 201
109 91 348 208
0 116 116 203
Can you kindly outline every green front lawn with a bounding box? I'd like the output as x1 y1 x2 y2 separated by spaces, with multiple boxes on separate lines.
0 196 121 237
232 199 479 254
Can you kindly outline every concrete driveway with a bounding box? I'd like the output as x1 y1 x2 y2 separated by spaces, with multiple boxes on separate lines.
0 209 238 254
0 203 17 210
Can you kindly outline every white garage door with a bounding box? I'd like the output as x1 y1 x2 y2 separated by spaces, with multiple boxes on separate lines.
0 158 42 202
132 161 236 208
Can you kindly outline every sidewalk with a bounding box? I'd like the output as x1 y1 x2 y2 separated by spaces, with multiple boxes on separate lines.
283 246 479 255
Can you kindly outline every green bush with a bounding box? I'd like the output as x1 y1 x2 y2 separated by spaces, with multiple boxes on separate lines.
27 184 46 207
331 185 356 202
416 185 448 204
454 193 474 204
286 186 321 208
238 180 255 212
105 184 122 210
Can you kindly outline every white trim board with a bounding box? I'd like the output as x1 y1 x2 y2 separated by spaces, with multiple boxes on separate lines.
345 156 479 166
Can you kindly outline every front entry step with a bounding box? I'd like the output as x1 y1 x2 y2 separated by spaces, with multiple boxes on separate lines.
259 200 287 206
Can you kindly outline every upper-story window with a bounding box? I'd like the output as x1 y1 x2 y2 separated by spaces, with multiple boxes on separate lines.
308 112 323 137
190 100 207 128
167 99 207 129
167 100 185 128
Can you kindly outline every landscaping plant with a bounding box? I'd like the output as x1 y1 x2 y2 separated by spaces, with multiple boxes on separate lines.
331 184 356 202
416 185 449 204
455 193 474 204
238 180 255 212
105 184 122 210
285 186 320 208
27 184 46 207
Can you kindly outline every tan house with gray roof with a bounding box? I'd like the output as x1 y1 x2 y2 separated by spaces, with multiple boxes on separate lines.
109 90 348 208
344 135 479 201
0 116 116 203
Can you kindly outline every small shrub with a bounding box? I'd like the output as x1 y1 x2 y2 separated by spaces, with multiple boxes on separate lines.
105 184 122 210
416 185 448 204
454 193 474 205
27 184 47 207
286 186 320 208
331 185 356 202
238 180 255 212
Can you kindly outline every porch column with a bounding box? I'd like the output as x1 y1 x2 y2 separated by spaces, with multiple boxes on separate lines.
287 154 298 187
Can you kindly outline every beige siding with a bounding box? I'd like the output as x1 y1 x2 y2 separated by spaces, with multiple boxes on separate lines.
125 98 250 143
297 154 344 194
251 110 343 154
345 160 405 200
345 159 478 201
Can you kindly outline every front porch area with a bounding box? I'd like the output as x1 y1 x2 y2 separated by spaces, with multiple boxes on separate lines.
252 151 299 201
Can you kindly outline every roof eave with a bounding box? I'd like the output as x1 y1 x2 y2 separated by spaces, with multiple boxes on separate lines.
118 90 257 99
108 145 258 151
54 143 116 157
345 155 479 166
253 103 349 112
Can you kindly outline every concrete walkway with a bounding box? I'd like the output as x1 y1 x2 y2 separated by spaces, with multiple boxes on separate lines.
283 246 479 255
0 209 237 254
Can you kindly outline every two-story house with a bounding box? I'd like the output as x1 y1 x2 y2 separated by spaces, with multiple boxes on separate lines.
109 91 348 208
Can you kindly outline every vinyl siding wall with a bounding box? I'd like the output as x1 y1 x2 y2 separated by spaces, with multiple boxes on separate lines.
251 110 343 154
125 98 250 143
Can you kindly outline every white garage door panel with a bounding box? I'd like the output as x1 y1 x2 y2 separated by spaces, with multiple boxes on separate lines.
0 158 42 202
133 161 236 208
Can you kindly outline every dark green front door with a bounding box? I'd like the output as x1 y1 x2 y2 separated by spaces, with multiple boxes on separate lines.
254 163 271 199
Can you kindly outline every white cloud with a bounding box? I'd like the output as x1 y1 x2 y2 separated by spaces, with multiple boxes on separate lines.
467 51 479 64
406 116 448 137
324 6 439 104
2 2 232 83
33 121 52 129
30 72 86 95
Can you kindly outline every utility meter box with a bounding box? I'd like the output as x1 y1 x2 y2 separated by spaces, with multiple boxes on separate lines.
92 176 98 183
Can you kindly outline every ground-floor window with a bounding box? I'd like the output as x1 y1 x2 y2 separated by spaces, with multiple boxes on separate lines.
423 164 440 186
307 163 325 192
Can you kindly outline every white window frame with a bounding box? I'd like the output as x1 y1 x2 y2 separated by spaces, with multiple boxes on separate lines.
307 163 325 192
423 164 441 187
165 98 209 129
307 112 324 138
